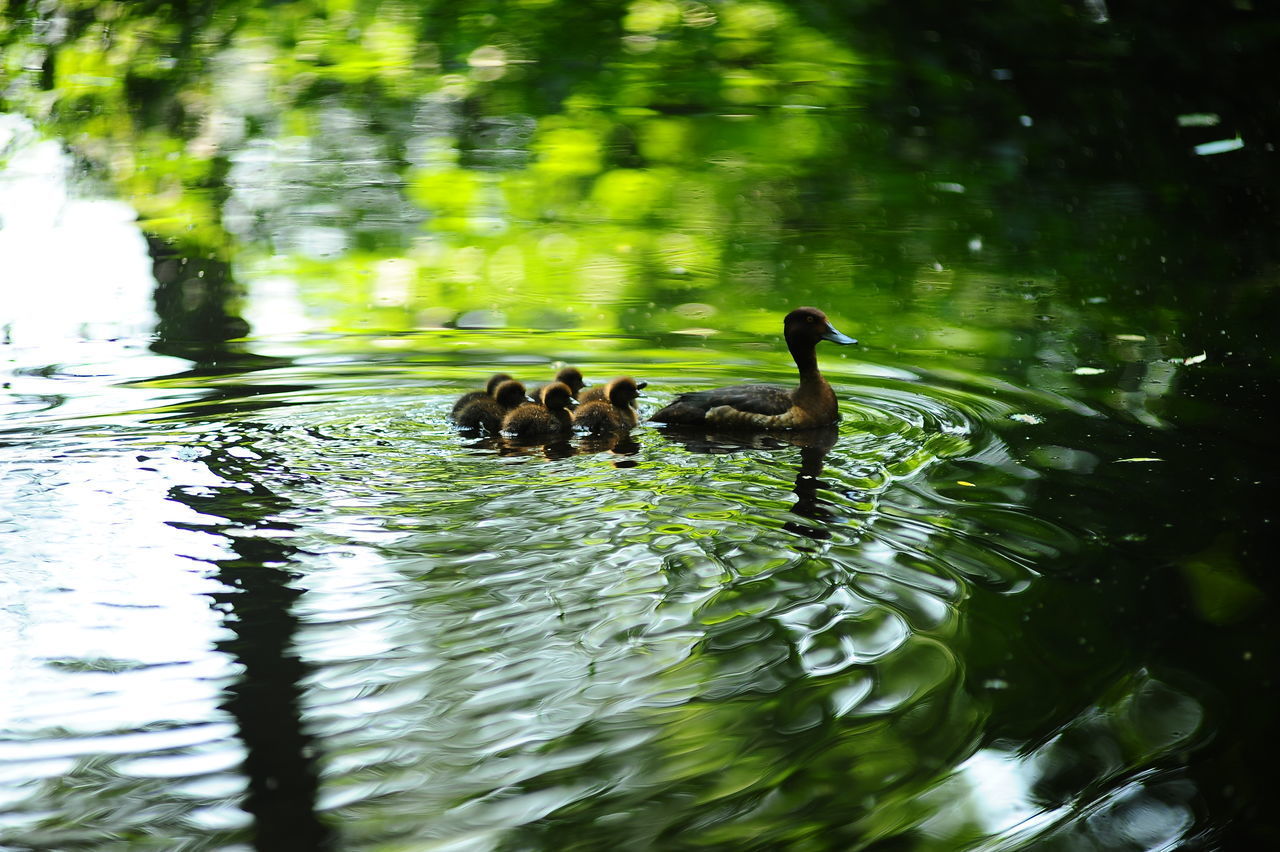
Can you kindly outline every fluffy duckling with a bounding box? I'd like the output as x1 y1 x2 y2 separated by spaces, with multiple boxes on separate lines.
451 373 514 419
578 386 604 404
502 381 576 439
577 378 613 405
573 377 646 434
650 307 856 430
455 379 529 433
533 366 586 400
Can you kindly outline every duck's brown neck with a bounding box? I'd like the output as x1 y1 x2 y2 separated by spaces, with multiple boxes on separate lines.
788 340 824 390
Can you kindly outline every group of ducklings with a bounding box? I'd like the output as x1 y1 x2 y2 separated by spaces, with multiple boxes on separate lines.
451 308 857 439
450 367 646 439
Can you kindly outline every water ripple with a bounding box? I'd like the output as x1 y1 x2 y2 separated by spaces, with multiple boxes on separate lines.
4 349 1183 850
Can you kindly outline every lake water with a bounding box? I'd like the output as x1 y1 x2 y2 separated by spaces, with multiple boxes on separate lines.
3 2 1278 849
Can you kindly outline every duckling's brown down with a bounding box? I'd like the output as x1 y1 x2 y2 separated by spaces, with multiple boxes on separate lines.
451 373 514 418
502 381 576 439
573 377 645 434
455 379 528 433
532 366 586 401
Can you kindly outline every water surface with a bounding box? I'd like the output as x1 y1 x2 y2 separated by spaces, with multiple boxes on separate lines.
3 0 1279 848
3 323 1268 850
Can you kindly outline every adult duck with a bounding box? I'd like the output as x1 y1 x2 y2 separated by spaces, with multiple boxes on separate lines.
455 379 529 433
650 307 855 430
450 373 514 418
502 381 576 439
573 377 646 433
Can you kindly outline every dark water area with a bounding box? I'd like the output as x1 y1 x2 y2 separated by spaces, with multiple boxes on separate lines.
3 1 1278 850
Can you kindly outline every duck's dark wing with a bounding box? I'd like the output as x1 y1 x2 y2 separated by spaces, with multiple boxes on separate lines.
650 384 793 424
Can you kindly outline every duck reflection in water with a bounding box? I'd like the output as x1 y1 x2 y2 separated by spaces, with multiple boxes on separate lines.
576 433 642 467
655 426 840 540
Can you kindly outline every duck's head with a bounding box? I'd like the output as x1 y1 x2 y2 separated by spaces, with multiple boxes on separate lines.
554 366 586 395
493 379 528 408
485 372 516 394
540 381 576 411
606 377 646 406
784 307 856 348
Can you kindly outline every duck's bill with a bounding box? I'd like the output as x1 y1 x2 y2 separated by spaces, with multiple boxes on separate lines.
823 325 857 345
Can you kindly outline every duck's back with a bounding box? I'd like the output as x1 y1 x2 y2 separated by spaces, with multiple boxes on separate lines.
650 384 792 424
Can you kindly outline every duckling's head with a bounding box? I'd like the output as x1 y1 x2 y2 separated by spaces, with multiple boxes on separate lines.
540 381 576 411
605 377 646 406
554 366 586 395
784 307 857 348
485 372 516 394
493 379 528 408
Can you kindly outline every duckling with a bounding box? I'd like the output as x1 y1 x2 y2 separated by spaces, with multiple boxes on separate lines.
455 379 529 433
578 384 606 404
450 373 514 419
650 307 856 430
502 380 576 439
573 376 646 433
533 366 586 400
577 377 616 405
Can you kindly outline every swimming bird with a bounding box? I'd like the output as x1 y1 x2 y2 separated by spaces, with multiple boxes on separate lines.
450 373 514 419
578 372 635 405
573 377 646 433
650 307 856 430
533 366 586 401
577 384 607 404
455 379 529 433
502 381 576 439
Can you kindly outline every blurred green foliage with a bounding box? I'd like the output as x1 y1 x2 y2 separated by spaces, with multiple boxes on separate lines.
5 0 1276 369
0 0 1135 344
